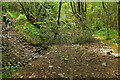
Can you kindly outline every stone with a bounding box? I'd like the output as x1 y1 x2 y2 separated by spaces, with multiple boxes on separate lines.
28 58 32 61
49 65 53 68
107 72 109 75
64 58 68 61
20 76 23 78
92 73 94 75
86 59 91 62
55 51 57 52
86 64 89 66
17 62 21 64
102 62 107 67
52 72 56 74
25 60 28 63
94 69 97 71
28 63 32 66
16 73 19 76
25 53 28 55
47 52 50 54
115 73 120 76
58 74 64 78
23 63 25 65
45 57 47 59
34 56 39 59
33 49 37 52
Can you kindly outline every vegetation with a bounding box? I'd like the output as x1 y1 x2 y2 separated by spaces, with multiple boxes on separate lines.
2 2 118 45
2 61 20 78
2 1 119 78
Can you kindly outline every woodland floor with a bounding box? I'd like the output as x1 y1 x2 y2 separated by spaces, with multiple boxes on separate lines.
2 21 120 79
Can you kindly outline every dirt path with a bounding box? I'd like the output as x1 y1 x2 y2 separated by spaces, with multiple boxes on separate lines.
2 21 120 79
12 42 119 78
2 22 43 66
12 39 119 78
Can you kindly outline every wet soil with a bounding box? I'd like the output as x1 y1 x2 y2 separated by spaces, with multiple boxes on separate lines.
1 21 120 79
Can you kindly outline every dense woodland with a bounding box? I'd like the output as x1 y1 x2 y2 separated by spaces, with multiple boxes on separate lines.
1 2 120 78
2 2 119 45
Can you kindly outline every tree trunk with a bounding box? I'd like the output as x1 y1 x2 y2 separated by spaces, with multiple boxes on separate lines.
78 1 80 14
81 2 84 12
102 2 110 38
18 2 30 21
57 2 62 25
70 2 75 14
85 2 86 12
19 2 41 28
54 1 62 39
73 2 76 13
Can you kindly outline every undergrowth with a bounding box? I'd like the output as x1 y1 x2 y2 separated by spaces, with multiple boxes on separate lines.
2 60 20 78
94 27 118 46
14 14 55 46
14 13 95 46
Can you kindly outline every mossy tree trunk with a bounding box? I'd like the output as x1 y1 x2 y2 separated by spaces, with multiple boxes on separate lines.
102 2 110 38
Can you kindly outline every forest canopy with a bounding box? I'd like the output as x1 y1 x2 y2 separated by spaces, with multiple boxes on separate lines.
2 2 119 45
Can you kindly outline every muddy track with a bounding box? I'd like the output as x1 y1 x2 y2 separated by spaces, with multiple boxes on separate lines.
1 20 120 78
2 21 44 66
12 42 119 78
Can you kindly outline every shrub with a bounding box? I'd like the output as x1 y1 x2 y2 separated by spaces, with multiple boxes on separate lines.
55 22 93 44
16 14 27 20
